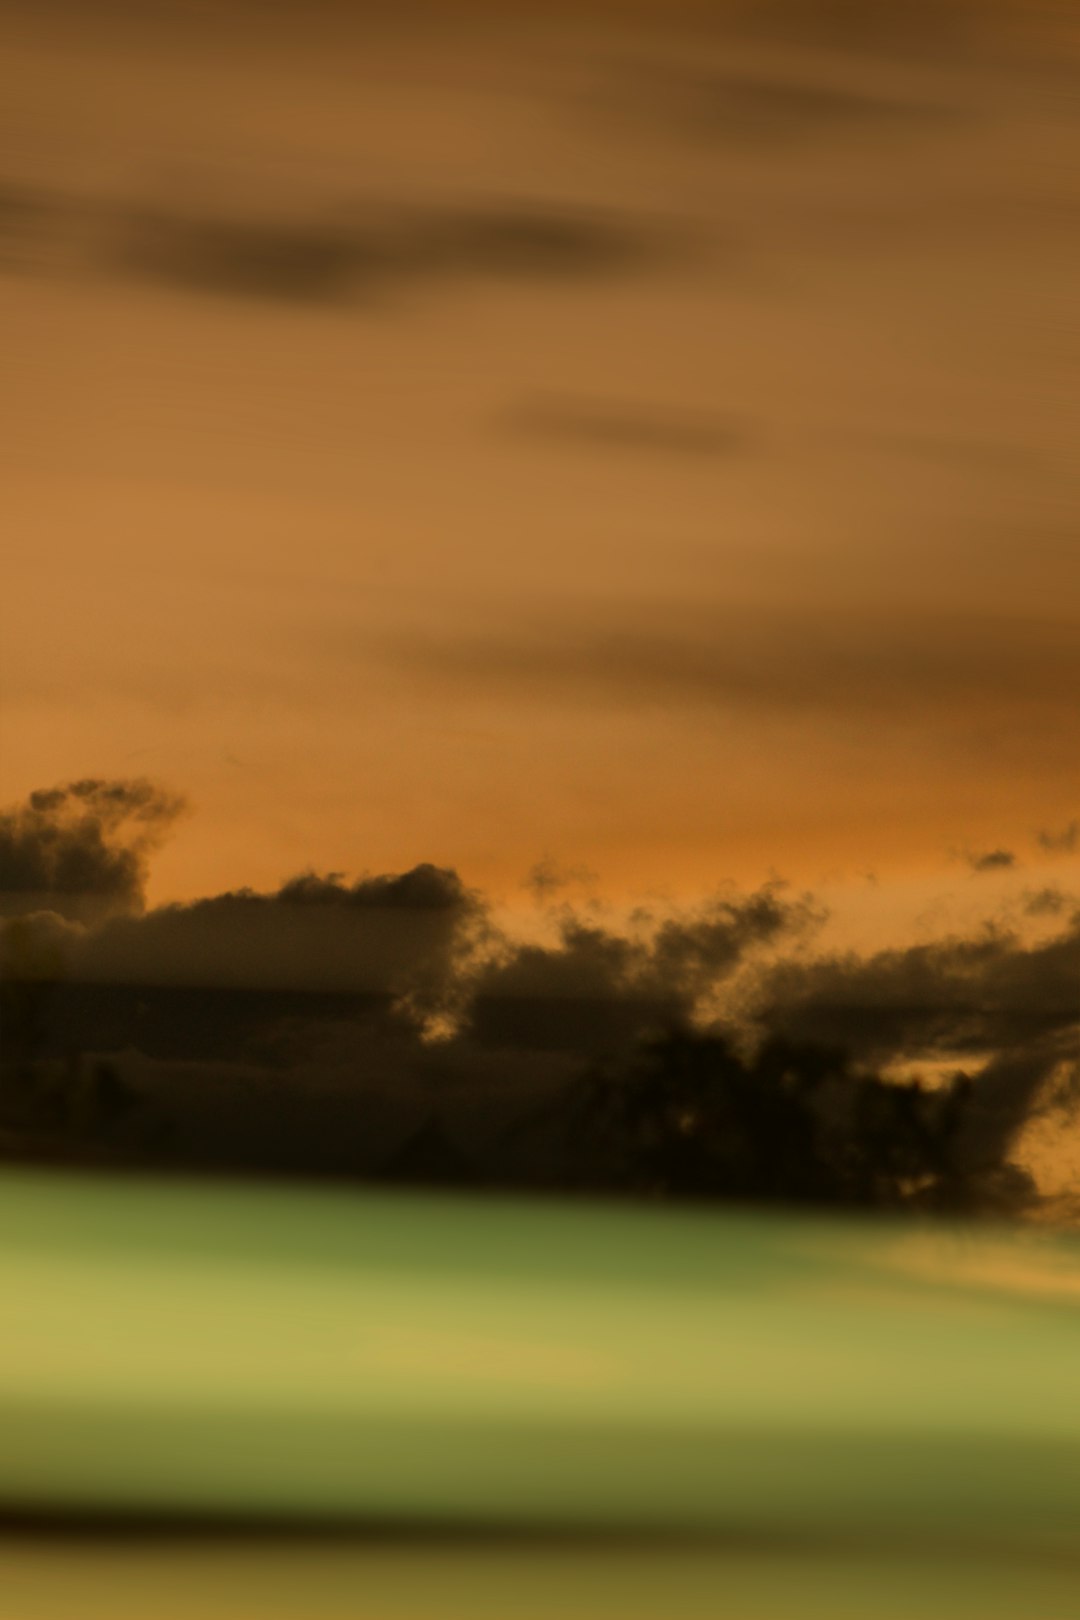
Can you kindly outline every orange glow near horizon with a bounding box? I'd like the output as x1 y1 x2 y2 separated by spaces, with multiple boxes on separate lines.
2 0 1077 927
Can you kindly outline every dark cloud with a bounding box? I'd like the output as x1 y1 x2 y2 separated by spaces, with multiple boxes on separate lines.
467 922 662 1057
1 777 1075 1218
112 206 379 305
748 919 1080 1202
0 180 678 306
466 886 814 1055
500 395 749 457
275 864 472 914
380 605 1080 730
753 921 1080 1068
735 915 1080 1211
1037 820 1079 856
525 856 598 899
967 849 1017 874
65 863 486 1018
0 779 185 922
1023 887 1072 919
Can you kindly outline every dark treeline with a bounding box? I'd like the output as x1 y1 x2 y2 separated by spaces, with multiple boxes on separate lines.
0 1002 1037 1218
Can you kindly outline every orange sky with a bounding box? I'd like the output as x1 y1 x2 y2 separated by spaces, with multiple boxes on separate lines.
2 0 1078 928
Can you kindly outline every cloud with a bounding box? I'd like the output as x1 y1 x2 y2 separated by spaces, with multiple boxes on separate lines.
499 395 750 457
0 779 185 922
0 865 491 1094
3 858 814 1110
753 919 1080 1063
1023 887 1072 919
652 69 957 145
0 179 680 307
379 603 1080 734
592 37 965 151
967 849 1017 874
466 886 816 1056
112 205 377 304
65 863 487 1014
1037 820 1079 856
524 856 599 899
114 199 679 305
735 914 1080 1211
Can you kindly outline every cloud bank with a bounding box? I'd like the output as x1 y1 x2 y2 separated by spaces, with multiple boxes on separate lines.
2 779 1076 1218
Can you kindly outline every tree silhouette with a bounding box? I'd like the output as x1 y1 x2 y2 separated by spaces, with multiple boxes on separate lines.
558 1029 1025 1212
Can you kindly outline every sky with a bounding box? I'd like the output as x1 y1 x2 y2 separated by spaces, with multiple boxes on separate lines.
1 1 1078 1214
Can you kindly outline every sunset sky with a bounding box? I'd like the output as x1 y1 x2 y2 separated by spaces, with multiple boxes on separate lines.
1 1 1077 1211
4 0 1077 916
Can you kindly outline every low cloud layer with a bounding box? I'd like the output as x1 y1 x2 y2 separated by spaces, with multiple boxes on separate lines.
2 779 1076 1219
467 886 810 1056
